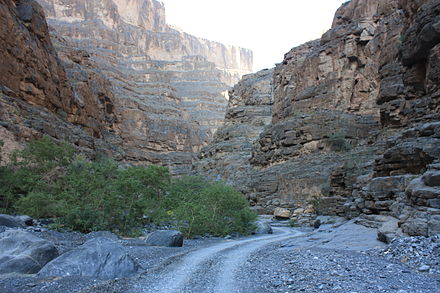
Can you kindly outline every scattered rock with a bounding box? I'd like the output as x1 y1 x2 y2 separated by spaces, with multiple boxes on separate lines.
38 237 138 279
378 235 440 275
418 265 430 272
254 221 273 235
145 230 184 247
274 208 291 219
313 219 321 229
377 217 404 244
17 215 33 226
0 230 58 274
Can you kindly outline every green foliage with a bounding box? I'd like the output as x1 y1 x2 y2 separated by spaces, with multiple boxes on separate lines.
0 139 4 163
15 192 63 219
308 196 321 213
328 132 352 152
288 219 297 227
0 136 73 213
158 177 256 237
163 177 257 238
58 159 170 236
2 137 256 237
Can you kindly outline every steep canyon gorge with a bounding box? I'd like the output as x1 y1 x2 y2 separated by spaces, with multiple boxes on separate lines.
1 0 440 241
0 0 252 174
195 0 440 239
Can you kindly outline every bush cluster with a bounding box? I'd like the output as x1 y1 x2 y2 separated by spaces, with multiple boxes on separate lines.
328 131 352 152
0 137 256 237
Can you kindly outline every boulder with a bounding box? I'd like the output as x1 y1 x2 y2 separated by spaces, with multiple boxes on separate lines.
377 217 404 244
254 221 273 235
401 218 429 236
38 237 138 279
423 170 440 187
145 230 183 247
16 215 33 226
274 208 291 219
0 214 26 228
0 230 58 274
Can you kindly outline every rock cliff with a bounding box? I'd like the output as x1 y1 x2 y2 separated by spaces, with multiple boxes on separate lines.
194 0 440 234
0 0 253 174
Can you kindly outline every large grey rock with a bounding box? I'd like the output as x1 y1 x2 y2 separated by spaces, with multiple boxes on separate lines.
423 170 440 187
0 230 58 274
254 221 273 235
145 230 183 247
0 214 26 228
38 237 138 278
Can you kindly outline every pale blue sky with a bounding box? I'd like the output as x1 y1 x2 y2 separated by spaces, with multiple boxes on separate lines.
161 0 346 71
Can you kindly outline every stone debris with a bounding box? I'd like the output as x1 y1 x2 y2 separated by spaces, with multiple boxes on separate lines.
377 235 440 275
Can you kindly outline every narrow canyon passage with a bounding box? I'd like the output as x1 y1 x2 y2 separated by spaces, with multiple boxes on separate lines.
126 227 303 293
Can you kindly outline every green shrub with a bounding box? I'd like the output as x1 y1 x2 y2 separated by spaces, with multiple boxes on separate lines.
5 137 256 238
58 158 170 235
0 136 72 213
15 192 63 218
288 219 297 227
11 135 74 173
0 139 4 163
164 177 257 238
328 132 352 152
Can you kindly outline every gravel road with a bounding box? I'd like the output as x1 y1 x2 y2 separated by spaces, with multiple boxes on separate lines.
2 221 439 293
126 227 304 293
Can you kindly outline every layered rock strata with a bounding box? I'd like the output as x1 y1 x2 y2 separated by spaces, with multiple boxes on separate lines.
195 0 440 235
195 0 383 216
0 0 253 174
194 69 273 193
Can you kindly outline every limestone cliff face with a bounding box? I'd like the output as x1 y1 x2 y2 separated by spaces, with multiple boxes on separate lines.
0 0 73 113
0 0 253 174
0 0 120 162
194 69 273 194
194 0 440 234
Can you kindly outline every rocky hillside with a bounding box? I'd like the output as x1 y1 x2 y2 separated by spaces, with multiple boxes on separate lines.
194 0 440 236
0 0 252 174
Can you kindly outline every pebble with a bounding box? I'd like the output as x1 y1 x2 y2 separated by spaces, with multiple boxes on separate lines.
418 265 430 272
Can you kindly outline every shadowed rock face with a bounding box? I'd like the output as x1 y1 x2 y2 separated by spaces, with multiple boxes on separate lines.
0 0 74 113
35 0 253 174
194 69 274 194
194 0 440 233
0 0 253 174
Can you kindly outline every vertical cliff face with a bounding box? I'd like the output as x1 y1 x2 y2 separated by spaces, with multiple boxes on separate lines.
0 0 73 112
0 0 253 174
194 0 440 233
194 69 273 193
35 0 253 173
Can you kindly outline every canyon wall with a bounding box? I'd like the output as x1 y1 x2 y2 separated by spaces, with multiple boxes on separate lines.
195 0 440 234
0 0 253 174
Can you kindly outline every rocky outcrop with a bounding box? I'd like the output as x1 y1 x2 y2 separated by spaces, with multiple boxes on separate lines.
194 0 440 235
194 69 273 192
0 0 74 112
0 0 253 174
195 0 382 215
379 0 440 127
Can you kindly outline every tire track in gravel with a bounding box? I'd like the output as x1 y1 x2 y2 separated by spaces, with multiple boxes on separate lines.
129 227 303 293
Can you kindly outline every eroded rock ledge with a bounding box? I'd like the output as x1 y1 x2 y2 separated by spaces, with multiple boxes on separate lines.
194 0 440 236
0 0 253 174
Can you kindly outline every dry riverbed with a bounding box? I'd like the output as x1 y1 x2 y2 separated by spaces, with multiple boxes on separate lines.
1 219 439 293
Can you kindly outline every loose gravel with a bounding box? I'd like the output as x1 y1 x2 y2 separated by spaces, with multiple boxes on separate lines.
1 221 440 293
